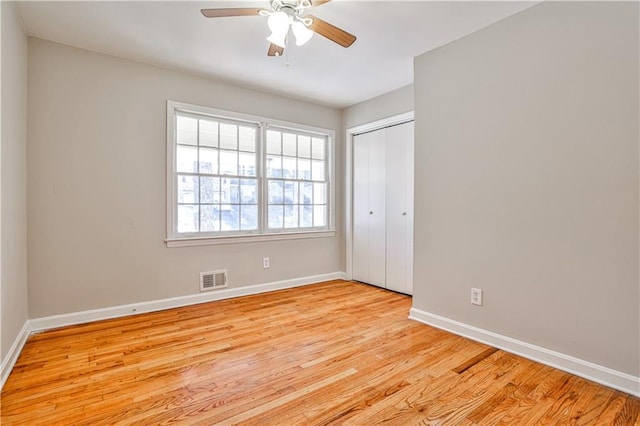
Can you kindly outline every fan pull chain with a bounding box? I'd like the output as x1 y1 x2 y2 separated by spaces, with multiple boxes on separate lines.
285 42 290 67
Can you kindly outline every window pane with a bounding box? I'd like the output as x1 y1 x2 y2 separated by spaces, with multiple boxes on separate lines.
267 155 282 178
284 205 298 228
298 158 311 180
312 160 325 181
314 183 326 204
268 205 283 229
313 205 326 227
178 175 199 203
177 205 198 233
283 133 297 156
300 205 313 228
298 135 311 158
220 123 238 150
240 179 257 204
282 157 296 179
238 152 256 177
176 145 198 173
220 178 236 203
312 137 325 159
220 151 238 175
301 182 313 205
268 180 284 204
200 176 219 204
267 130 281 154
220 204 240 231
199 120 218 147
176 116 198 145
239 126 256 152
199 148 218 174
227 179 240 203
284 181 299 205
240 205 258 230
200 205 220 232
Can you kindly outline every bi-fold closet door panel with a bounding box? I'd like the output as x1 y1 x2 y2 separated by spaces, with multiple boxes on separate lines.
385 122 414 295
352 129 386 287
352 121 413 295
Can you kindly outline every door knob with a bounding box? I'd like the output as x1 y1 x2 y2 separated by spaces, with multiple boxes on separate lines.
402 212 407 216
369 211 373 215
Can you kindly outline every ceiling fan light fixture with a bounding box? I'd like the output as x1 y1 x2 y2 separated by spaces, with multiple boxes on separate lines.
291 21 313 46
200 1 357 56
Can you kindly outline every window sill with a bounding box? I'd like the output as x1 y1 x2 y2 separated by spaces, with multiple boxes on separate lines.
165 230 336 248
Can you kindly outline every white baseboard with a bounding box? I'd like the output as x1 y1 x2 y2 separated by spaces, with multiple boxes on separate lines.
1 272 345 391
1 320 31 390
30 272 346 332
409 307 640 397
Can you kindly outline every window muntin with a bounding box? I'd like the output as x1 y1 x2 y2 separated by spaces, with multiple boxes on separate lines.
168 102 333 242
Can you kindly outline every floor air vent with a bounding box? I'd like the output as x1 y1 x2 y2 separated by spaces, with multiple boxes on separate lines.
200 270 228 292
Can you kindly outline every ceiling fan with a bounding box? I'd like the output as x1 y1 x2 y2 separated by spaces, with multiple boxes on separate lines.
201 0 357 57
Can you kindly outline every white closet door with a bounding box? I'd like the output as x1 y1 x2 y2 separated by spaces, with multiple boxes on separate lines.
352 135 370 283
367 130 387 287
385 122 414 295
352 130 386 287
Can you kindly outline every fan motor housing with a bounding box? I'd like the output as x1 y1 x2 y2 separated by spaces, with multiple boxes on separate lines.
271 0 307 13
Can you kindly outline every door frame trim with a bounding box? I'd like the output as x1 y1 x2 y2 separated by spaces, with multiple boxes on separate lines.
345 112 414 281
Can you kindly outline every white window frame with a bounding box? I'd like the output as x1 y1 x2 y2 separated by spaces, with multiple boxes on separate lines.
166 100 336 247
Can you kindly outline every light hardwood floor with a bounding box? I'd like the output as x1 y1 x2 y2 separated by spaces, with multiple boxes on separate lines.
1 280 638 425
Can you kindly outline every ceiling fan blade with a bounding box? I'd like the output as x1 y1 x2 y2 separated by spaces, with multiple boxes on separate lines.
309 0 332 6
305 15 356 48
201 8 261 18
268 43 285 57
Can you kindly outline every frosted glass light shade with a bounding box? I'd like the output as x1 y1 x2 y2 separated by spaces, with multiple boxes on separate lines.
267 11 289 33
267 31 287 48
292 21 313 46
267 11 289 48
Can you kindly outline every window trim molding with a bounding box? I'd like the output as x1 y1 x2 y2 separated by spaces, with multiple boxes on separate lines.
165 230 336 248
166 100 336 246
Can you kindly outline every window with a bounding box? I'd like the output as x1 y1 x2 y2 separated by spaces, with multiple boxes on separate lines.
166 101 334 246
265 129 328 230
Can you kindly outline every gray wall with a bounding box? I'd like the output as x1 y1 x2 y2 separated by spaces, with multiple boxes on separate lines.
342 84 413 130
1 1 29 360
27 38 343 318
413 1 639 376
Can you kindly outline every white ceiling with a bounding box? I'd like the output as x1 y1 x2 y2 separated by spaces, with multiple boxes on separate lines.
16 1 538 109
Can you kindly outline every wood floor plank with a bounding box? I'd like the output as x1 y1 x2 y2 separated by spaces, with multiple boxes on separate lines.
495 368 574 425
452 347 499 374
464 360 548 424
216 368 358 425
388 353 527 425
613 396 640 425
1 280 638 425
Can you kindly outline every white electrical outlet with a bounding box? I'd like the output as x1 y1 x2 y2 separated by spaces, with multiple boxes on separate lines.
471 288 483 306
263 257 270 268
